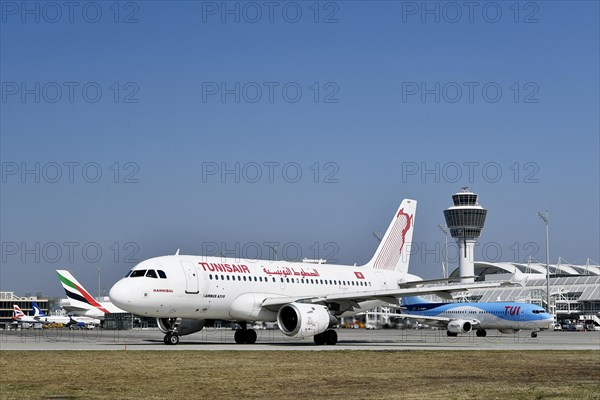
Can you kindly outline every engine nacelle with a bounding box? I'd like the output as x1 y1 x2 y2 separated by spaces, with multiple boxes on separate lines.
277 303 333 338
447 320 472 334
157 318 205 336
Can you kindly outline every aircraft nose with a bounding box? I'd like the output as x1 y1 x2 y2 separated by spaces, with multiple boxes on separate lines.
109 280 131 310
542 315 554 328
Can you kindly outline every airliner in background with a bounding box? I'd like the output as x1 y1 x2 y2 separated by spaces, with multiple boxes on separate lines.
11 305 39 325
32 301 101 328
110 199 514 345
31 302 71 325
56 270 126 318
399 296 553 338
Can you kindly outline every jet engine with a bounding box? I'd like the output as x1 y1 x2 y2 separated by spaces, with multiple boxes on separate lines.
157 318 205 336
447 320 473 334
277 303 334 338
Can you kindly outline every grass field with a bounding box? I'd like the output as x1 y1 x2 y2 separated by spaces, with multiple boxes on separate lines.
1 351 598 399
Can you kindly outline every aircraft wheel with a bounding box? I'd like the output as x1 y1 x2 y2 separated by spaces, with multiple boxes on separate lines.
447 331 458 337
168 334 180 345
164 333 172 345
234 329 245 344
531 332 537 338
246 329 257 344
476 329 487 337
325 330 337 345
314 333 326 345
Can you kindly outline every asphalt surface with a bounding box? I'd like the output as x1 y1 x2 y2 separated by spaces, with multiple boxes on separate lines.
1 328 599 351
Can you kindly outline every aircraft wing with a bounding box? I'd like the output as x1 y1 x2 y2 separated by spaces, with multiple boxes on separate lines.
261 281 508 312
395 313 452 324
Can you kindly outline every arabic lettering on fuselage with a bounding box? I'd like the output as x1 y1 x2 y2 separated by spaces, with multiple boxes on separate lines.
262 266 320 277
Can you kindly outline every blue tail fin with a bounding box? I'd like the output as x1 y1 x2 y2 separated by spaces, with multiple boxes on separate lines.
32 302 47 317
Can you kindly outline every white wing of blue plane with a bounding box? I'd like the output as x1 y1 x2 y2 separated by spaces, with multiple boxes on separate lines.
398 296 554 338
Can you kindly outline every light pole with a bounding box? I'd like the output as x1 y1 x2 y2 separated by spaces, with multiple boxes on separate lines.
96 266 101 301
537 211 551 314
437 225 449 279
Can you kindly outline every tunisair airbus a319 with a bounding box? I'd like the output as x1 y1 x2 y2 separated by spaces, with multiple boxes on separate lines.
109 199 511 345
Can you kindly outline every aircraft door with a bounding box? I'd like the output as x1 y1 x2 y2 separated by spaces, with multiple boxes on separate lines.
180 261 199 294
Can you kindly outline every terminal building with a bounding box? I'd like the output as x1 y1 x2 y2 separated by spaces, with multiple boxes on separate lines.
451 260 600 321
0 291 49 328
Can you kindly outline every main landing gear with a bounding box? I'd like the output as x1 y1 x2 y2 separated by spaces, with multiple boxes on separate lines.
531 331 538 338
234 323 257 344
313 330 338 345
476 329 487 337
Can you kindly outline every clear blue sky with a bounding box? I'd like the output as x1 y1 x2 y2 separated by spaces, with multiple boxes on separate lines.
1 1 598 297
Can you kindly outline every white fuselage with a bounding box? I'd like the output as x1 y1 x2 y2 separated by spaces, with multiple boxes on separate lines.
110 255 418 321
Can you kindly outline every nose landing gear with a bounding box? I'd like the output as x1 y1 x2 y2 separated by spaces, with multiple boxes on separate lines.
162 318 182 345
164 332 180 345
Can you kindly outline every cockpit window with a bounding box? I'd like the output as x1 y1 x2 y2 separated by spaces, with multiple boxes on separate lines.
130 270 147 277
157 270 167 279
532 309 546 314
125 270 133 277
146 270 158 279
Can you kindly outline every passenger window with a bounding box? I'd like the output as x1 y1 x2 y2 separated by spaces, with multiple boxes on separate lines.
146 270 158 278
157 270 167 279
130 270 146 277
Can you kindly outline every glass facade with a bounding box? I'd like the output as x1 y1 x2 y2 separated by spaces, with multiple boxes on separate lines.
443 208 487 237
452 193 478 206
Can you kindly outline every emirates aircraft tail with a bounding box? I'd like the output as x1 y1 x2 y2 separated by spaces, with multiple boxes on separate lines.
365 199 416 274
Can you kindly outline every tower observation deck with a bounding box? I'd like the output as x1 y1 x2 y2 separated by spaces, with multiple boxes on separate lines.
443 188 487 282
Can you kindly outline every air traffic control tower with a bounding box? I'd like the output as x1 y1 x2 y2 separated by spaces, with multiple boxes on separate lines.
443 188 487 283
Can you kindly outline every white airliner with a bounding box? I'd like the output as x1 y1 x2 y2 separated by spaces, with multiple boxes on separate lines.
109 199 510 345
31 302 71 325
11 305 38 325
399 296 553 338
32 301 101 328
